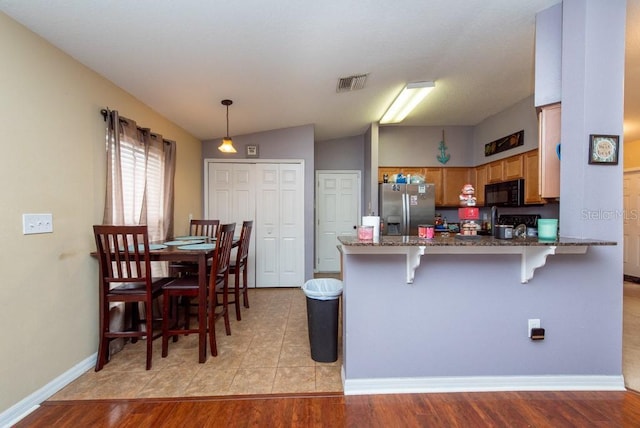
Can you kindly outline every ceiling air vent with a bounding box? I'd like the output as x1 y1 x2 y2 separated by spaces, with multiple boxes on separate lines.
336 73 368 93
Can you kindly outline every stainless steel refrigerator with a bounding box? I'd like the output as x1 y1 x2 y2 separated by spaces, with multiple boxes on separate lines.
379 183 435 235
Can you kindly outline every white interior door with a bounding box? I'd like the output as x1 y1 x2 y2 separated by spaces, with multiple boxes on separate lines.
206 162 256 287
316 171 360 272
255 163 304 287
624 170 640 278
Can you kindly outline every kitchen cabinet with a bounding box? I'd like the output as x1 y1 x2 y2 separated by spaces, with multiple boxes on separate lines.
503 156 523 180
523 150 545 204
442 168 470 206
538 103 561 198
473 164 487 206
424 168 443 206
378 167 398 183
400 167 425 178
487 160 503 183
486 155 524 184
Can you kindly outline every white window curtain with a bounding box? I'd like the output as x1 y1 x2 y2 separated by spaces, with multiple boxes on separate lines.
102 109 176 242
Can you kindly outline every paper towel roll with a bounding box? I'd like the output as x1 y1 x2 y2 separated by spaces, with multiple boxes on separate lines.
362 216 380 242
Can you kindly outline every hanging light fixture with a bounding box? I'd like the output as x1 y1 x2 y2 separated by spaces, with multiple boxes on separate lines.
218 99 237 153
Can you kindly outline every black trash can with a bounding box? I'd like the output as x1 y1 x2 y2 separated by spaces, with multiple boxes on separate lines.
301 278 343 363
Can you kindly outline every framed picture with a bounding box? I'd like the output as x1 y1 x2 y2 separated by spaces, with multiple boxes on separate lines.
588 134 619 165
245 144 259 158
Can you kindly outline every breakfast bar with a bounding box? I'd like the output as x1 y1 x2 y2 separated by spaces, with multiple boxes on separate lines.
337 234 622 396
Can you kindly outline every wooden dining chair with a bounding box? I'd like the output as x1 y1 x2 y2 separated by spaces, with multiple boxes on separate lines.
161 222 236 358
221 220 253 321
93 225 172 371
189 219 220 239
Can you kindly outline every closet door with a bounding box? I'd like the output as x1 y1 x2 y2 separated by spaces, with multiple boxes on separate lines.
206 162 256 287
255 163 304 287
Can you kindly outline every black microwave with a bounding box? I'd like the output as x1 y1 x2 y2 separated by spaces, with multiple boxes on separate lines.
485 179 525 207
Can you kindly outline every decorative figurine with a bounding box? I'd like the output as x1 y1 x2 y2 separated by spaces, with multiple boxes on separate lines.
459 183 477 207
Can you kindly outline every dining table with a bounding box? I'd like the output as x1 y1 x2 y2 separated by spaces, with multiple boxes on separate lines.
92 235 237 364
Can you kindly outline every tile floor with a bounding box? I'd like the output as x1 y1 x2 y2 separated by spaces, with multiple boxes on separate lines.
50 287 343 400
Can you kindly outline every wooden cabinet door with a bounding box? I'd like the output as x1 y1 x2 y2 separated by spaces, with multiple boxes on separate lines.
487 161 503 183
442 168 470 206
378 167 398 183
473 164 487 206
539 103 561 198
523 150 545 204
503 155 524 180
424 168 443 206
400 167 425 179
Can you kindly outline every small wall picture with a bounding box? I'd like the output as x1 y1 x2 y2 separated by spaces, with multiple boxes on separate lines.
588 134 619 165
245 144 259 158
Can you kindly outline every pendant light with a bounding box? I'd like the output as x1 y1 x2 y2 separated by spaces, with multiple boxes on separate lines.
218 99 237 153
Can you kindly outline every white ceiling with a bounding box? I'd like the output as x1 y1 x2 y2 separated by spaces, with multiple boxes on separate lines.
1 0 638 143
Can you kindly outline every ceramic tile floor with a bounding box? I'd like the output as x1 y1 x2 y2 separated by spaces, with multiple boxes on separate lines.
50 287 343 400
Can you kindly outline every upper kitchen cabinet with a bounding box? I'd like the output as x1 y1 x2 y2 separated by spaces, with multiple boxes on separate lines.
424 168 443 206
538 103 561 199
534 3 562 107
442 168 470 206
473 164 487 206
378 167 397 183
487 156 523 184
523 150 545 204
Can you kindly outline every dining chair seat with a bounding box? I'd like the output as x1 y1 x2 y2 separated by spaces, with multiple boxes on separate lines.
162 222 236 359
93 225 172 371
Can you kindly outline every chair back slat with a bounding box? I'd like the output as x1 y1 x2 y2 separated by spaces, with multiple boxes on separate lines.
190 219 220 239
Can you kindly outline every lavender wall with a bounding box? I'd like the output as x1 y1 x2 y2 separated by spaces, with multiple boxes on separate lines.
379 126 474 167
472 95 540 165
315 135 365 171
202 124 315 281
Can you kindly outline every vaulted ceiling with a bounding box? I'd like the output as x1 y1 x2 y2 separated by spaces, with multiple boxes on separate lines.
1 0 637 142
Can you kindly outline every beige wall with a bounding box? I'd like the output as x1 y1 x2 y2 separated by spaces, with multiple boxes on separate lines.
624 139 640 169
0 13 202 413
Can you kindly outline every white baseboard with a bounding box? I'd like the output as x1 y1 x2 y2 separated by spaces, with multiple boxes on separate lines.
0 353 96 428
343 374 626 396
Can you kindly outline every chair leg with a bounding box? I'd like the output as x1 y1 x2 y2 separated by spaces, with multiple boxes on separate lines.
95 300 109 371
222 289 231 336
234 273 242 321
162 292 170 358
130 302 140 344
208 301 218 357
145 301 154 370
242 266 250 308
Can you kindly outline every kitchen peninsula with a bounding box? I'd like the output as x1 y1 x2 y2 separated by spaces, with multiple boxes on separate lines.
337 235 621 395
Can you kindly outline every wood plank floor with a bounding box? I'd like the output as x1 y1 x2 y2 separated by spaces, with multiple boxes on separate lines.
16 390 640 427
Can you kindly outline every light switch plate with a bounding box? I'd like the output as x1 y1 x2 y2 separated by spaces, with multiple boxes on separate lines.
22 213 53 234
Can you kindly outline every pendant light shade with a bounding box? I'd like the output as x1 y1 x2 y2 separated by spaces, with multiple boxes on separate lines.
218 99 237 153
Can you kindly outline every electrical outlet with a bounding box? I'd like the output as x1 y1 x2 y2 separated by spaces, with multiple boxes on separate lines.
528 319 541 338
22 213 53 234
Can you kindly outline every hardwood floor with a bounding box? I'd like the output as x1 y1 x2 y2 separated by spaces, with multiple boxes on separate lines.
16 390 640 427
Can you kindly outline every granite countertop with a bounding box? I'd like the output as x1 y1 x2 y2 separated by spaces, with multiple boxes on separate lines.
338 234 617 247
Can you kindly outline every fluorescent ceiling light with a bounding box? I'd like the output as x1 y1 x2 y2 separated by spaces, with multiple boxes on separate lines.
380 81 435 124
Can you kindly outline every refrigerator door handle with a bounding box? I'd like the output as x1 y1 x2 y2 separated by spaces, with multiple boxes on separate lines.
403 192 409 234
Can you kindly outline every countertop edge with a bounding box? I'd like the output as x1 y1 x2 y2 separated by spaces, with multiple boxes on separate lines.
337 235 617 247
